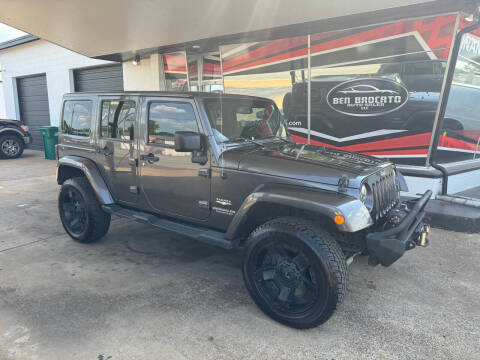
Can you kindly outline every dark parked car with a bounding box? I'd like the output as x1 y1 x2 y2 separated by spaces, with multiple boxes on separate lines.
56 91 430 328
0 119 32 159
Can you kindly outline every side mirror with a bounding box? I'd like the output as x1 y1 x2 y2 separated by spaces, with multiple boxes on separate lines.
174 131 202 152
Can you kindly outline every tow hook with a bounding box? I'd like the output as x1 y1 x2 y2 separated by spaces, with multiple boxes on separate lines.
408 223 430 249
419 224 430 247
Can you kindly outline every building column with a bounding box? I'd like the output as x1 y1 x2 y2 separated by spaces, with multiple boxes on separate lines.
122 53 165 91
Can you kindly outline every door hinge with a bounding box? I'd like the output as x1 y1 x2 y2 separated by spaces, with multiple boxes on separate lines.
198 200 210 209
338 175 349 193
128 158 138 167
198 168 211 178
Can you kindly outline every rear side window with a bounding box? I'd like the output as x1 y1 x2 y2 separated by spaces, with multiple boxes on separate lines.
62 100 93 137
148 102 198 144
100 100 136 140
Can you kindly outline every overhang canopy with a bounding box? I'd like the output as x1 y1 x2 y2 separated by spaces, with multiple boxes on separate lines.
0 0 472 61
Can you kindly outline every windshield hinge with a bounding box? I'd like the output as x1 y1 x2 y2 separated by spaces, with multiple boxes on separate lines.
338 175 349 193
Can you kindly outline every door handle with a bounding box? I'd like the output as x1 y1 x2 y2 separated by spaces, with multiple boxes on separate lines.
140 153 159 164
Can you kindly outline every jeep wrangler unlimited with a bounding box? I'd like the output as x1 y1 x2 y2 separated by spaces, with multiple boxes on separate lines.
56 91 430 328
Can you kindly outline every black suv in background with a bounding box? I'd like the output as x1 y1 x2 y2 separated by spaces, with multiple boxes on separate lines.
0 119 32 159
56 91 430 328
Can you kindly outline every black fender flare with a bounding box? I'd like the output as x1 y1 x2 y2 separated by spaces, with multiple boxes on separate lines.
0 127 26 141
226 184 373 239
57 155 114 204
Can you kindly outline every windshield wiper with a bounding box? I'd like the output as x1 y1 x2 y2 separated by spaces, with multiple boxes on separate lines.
223 137 265 147
263 135 291 143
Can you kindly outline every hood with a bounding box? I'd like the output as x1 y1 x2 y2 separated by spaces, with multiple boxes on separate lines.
221 142 391 188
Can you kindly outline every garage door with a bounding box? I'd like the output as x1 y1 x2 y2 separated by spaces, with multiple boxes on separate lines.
17 74 51 150
73 64 124 92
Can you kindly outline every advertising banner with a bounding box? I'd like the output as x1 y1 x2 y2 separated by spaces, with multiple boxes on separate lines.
221 14 464 166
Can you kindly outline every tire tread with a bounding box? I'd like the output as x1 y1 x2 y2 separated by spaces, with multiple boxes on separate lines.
59 177 110 243
244 216 348 328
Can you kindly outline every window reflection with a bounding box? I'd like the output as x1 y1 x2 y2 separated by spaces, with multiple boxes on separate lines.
163 52 188 92
148 102 198 145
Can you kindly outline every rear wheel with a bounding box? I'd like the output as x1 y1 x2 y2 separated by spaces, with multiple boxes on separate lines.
58 177 111 243
0 134 24 159
243 217 348 329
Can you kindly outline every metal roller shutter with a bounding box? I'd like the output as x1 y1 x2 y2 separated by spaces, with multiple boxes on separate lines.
17 74 51 150
73 64 124 92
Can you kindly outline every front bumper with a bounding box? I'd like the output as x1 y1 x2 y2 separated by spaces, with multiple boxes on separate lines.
366 190 432 266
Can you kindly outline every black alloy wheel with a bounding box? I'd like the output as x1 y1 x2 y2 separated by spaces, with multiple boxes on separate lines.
60 186 88 237
243 217 348 329
252 240 322 316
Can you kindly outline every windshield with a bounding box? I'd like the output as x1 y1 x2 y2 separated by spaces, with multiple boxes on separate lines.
203 97 289 143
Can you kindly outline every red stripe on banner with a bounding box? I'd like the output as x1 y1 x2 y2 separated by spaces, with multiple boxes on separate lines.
164 66 187 72
309 15 456 59
439 135 477 151
224 48 308 73
290 133 432 152
290 132 479 155
290 134 429 156
345 133 432 152
203 62 222 76
163 54 187 72
363 149 429 156
222 14 457 74
222 36 307 71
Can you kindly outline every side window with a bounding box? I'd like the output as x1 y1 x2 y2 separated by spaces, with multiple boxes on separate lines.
62 100 92 137
148 102 198 145
100 100 136 140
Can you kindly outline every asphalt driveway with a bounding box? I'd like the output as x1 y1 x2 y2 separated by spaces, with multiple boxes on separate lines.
0 150 479 360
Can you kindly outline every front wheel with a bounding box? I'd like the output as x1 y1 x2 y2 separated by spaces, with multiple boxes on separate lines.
58 177 111 243
243 217 348 329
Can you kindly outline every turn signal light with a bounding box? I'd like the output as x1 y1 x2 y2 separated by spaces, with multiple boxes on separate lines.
334 214 345 225
21 124 29 132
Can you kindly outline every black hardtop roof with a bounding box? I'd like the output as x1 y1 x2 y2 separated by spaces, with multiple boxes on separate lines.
64 91 272 102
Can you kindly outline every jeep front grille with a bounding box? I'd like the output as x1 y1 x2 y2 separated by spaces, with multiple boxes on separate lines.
369 167 398 220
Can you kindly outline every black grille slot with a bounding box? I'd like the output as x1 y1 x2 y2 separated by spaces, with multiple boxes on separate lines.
370 167 398 220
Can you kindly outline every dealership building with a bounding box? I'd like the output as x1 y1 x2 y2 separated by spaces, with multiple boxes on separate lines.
1 0 480 212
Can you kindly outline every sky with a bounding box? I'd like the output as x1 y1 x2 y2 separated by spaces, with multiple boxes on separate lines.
0 23 27 43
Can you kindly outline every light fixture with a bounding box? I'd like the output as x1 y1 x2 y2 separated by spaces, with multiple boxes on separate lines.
132 54 140 66
192 45 200 50
465 6 480 22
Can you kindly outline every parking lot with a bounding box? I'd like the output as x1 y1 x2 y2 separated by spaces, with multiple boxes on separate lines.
0 150 479 360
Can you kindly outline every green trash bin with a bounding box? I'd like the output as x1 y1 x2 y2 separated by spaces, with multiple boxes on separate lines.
39 126 59 160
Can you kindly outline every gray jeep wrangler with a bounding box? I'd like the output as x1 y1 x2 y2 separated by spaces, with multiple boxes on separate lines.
56 91 430 328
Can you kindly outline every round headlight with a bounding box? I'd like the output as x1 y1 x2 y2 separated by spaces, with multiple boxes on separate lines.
360 184 374 212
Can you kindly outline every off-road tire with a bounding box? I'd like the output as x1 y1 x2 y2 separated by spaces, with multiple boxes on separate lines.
58 177 111 243
0 134 24 159
243 217 348 329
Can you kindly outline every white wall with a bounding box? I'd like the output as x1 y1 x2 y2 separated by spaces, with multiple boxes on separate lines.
123 53 164 91
0 63 5 118
0 39 114 126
